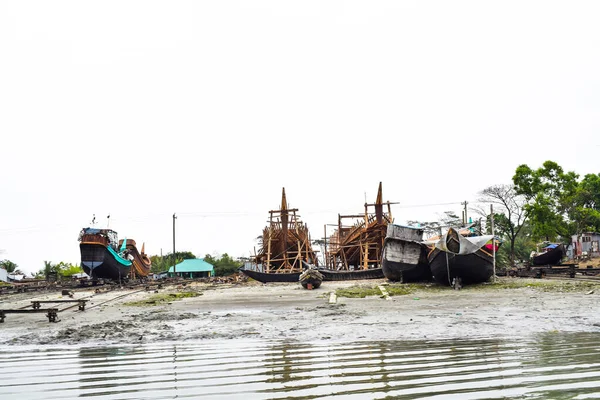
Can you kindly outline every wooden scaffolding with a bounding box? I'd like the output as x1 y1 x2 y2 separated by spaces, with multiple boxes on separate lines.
326 182 396 270
253 188 318 273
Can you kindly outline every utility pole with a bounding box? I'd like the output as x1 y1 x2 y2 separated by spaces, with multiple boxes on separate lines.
461 201 469 225
491 204 496 282
173 213 177 278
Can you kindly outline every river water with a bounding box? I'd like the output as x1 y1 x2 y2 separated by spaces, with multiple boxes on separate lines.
2 332 600 399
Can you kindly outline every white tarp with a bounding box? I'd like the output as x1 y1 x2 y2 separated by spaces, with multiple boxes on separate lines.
428 229 494 255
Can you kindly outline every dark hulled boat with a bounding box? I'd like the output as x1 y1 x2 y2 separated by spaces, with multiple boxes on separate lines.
240 269 302 283
318 268 385 281
79 228 133 281
299 268 324 289
425 228 499 286
382 224 431 282
532 243 565 266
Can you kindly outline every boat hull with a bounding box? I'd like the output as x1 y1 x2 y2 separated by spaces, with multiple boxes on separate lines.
240 269 301 283
119 239 152 277
428 247 494 285
80 243 132 281
300 271 323 289
318 268 384 281
382 238 431 282
532 245 565 266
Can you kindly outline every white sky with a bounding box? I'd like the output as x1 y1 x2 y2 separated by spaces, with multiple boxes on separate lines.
1 1 599 275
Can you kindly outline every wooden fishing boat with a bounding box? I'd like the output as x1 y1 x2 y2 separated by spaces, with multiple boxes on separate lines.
79 227 151 281
79 228 133 281
119 239 152 277
319 267 384 281
299 268 324 289
531 243 565 266
382 224 431 282
240 269 302 283
240 188 318 283
425 228 499 287
321 182 395 280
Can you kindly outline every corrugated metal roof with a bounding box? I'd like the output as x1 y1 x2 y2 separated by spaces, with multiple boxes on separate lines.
168 259 214 273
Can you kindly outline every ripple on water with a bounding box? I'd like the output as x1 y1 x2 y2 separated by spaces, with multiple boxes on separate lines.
1 332 600 399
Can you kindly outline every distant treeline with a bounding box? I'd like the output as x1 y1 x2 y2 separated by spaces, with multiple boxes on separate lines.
149 252 242 276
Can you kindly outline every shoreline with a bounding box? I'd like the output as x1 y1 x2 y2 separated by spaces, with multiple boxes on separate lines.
1 277 600 346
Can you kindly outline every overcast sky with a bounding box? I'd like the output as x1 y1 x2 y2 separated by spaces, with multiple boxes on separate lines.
1 1 599 275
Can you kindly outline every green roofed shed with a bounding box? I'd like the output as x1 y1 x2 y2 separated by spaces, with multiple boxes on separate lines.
168 259 214 279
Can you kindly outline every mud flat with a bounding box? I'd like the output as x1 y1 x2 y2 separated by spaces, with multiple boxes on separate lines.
1 277 600 345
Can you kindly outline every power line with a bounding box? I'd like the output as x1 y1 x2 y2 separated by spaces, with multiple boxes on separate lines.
0 201 469 235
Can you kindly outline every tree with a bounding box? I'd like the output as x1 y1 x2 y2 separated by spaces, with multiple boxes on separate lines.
572 173 600 233
36 261 82 279
149 251 196 274
408 211 467 239
0 260 18 273
514 161 600 241
513 161 579 240
478 184 529 267
204 253 243 276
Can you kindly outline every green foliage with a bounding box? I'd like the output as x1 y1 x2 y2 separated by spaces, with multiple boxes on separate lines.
35 261 82 279
513 160 599 241
384 285 416 296
0 259 19 273
149 251 196 274
147 251 242 276
204 253 243 276
335 286 380 298
478 184 529 267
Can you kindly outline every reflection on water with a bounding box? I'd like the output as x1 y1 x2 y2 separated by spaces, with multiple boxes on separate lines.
1 332 600 399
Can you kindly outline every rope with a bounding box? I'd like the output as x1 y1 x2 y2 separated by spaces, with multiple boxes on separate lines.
446 251 452 286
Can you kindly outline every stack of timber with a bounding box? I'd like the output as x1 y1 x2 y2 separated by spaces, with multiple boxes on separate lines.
241 188 318 283
382 224 431 282
321 183 393 281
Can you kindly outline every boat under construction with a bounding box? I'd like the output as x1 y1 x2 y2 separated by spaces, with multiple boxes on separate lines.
241 188 319 283
321 182 393 280
79 227 152 281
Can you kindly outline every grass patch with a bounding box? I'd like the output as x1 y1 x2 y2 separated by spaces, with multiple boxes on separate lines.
465 278 600 293
335 286 380 298
335 284 417 298
125 291 202 306
385 285 416 296
335 278 600 298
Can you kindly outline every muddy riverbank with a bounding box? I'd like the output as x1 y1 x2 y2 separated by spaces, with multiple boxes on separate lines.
1 277 600 345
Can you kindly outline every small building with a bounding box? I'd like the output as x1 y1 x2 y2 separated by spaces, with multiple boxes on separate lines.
7 274 24 282
168 259 214 279
572 232 600 258
0 268 7 283
152 271 169 280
